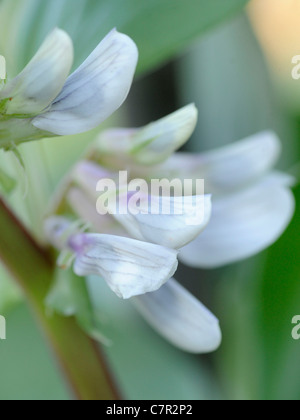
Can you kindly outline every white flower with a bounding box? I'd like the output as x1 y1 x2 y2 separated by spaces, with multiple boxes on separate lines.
133 278 222 354
175 133 295 268
0 28 138 146
71 160 212 249
1 29 74 116
180 172 295 268
124 130 281 190
111 193 212 249
123 130 295 267
51 160 218 353
96 104 198 165
45 109 295 355
45 217 178 300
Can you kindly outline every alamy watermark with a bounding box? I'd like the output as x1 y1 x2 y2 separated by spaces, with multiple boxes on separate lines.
0 55 6 80
292 316 300 341
95 172 206 226
0 315 6 340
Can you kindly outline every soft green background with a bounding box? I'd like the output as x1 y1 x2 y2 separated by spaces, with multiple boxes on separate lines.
0 0 299 400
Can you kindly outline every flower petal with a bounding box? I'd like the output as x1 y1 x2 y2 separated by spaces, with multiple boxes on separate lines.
179 173 295 268
72 160 116 197
67 187 128 237
133 278 222 354
1 29 73 115
113 193 212 249
32 29 138 135
130 131 282 195
72 234 178 299
196 131 281 194
97 104 198 165
71 161 212 248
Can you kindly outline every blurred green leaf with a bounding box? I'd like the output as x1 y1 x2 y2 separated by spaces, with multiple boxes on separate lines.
256 184 300 400
177 13 298 163
215 259 266 400
1 0 249 75
218 187 300 401
0 304 70 400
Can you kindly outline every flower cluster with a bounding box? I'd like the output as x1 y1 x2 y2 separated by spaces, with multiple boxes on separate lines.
1 29 295 354
45 106 295 354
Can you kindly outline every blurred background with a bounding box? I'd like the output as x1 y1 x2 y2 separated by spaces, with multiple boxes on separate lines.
0 0 299 400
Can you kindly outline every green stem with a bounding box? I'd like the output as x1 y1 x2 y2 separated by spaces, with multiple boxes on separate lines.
0 197 119 400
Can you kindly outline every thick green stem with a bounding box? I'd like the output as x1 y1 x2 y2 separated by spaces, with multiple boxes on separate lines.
0 197 119 400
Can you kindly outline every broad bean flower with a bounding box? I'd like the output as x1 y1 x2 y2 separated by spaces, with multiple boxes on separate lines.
44 84 295 355
0 28 138 148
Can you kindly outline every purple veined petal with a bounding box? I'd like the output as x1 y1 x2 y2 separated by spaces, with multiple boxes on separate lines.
72 233 178 299
113 193 212 249
44 217 178 299
133 278 222 354
1 29 73 115
179 172 296 268
32 29 138 135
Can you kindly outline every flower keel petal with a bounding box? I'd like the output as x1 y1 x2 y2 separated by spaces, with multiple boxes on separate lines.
133 279 222 354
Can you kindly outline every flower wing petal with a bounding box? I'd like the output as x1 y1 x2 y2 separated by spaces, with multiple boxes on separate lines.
196 131 281 194
73 234 178 299
32 30 138 135
133 131 282 195
180 173 295 268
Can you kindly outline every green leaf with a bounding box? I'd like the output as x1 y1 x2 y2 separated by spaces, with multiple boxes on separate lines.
177 12 298 160
256 184 300 400
1 0 249 75
0 304 70 400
